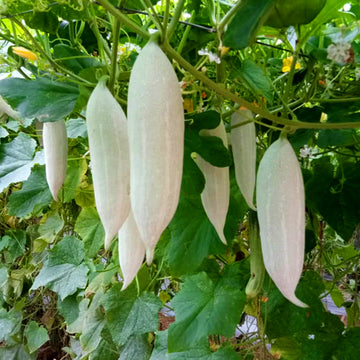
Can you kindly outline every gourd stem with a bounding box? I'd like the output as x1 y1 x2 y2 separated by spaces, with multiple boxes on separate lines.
109 18 121 95
166 0 186 40
163 42 360 131
96 0 150 40
140 0 164 33
217 0 243 35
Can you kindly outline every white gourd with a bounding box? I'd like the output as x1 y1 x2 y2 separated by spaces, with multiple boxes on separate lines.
43 119 68 201
127 39 184 265
256 136 308 308
231 109 256 210
118 210 145 290
0 94 20 120
196 120 229 245
86 77 130 250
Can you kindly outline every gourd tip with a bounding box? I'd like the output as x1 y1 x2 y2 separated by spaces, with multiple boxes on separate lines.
146 248 154 266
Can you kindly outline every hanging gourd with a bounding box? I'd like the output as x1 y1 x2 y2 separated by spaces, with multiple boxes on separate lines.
196 120 229 245
118 210 145 290
256 135 308 308
127 38 184 265
86 76 131 250
43 119 68 201
231 109 256 210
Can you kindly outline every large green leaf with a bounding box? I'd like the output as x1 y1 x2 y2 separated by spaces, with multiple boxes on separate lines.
262 271 344 340
63 157 87 203
0 230 27 263
168 263 248 352
31 236 89 300
236 59 273 104
8 165 53 217
53 44 100 74
80 291 106 353
119 335 152 360
0 77 79 122
24 321 49 354
0 308 22 344
151 330 239 360
305 157 360 240
102 284 162 347
75 207 105 258
223 0 275 49
0 344 36 360
0 132 44 193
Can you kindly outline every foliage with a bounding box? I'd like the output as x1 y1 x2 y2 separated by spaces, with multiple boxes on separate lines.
0 0 360 359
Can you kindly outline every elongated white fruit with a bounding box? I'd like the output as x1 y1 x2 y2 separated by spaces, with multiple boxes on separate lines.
127 40 184 265
43 119 67 201
196 120 229 245
0 94 20 120
118 210 145 290
256 136 308 308
231 109 256 210
86 77 130 250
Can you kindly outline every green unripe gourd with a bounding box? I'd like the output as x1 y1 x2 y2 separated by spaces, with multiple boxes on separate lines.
196 120 229 245
127 39 184 265
43 119 68 201
256 136 308 308
86 76 130 250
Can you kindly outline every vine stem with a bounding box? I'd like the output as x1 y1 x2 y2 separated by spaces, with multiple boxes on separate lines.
108 18 121 94
217 0 243 35
96 0 150 40
162 42 360 130
166 0 186 40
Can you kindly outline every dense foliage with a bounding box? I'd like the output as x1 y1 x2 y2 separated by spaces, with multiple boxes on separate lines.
0 0 360 359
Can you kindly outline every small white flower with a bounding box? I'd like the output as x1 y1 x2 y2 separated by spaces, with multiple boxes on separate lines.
198 48 221 64
300 145 312 158
327 41 351 64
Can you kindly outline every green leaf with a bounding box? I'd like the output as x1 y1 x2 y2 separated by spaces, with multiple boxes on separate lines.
102 284 162 347
75 207 105 258
168 196 225 274
0 344 36 360
37 212 64 244
0 132 44 193
168 263 248 352
0 126 9 138
24 321 49 354
262 271 344 340
31 236 89 300
119 334 152 360
89 337 119 360
53 44 100 74
80 291 106 352
236 60 273 104
8 165 52 217
66 118 88 139
1 230 27 263
150 331 169 360
0 308 22 344
0 77 79 123
152 330 239 360
333 328 360 360
63 157 87 203
59 297 90 334
0 266 8 302
25 10 59 34
305 157 360 240
317 129 358 148
223 0 275 49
